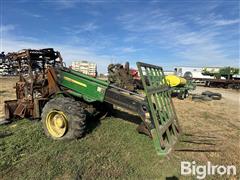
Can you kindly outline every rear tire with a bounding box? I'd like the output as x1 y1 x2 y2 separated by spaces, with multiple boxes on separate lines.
41 97 86 140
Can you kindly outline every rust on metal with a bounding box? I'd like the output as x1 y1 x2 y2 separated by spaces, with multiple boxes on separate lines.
2 48 63 121
47 67 60 96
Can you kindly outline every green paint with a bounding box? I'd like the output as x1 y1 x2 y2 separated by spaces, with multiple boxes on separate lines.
137 62 180 156
58 69 109 102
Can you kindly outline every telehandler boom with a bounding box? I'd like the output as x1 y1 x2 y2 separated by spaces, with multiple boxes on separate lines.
2 48 181 155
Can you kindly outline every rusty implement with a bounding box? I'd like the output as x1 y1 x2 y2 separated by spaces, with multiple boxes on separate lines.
2 48 63 121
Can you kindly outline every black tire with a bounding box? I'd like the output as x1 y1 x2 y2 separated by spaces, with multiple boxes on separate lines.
41 97 86 140
177 92 185 100
202 95 212 101
192 94 212 101
202 91 222 100
184 90 189 98
211 95 222 100
192 94 202 101
202 91 213 96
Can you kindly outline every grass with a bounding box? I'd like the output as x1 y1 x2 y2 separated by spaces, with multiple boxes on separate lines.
1 114 239 179
0 81 239 179
0 117 181 179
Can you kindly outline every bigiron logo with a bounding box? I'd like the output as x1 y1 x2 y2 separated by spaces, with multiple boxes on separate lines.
181 161 237 179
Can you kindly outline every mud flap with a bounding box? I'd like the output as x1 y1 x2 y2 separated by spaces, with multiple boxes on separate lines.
137 62 181 155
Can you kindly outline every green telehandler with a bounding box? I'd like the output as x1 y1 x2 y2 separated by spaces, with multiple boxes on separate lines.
2 48 181 155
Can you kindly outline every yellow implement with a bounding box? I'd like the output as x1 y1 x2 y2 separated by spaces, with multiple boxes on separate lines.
165 75 187 87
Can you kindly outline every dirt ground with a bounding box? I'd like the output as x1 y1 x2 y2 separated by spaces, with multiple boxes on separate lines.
0 77 18 120
0 77 239 179
174 86 240 165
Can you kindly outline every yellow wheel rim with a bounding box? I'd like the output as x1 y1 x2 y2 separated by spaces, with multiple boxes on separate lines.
46 110 67 138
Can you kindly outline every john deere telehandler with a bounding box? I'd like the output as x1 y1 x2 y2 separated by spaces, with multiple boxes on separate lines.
1 48 181 155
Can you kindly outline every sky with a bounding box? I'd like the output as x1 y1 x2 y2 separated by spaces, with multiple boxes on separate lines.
0 0 239 73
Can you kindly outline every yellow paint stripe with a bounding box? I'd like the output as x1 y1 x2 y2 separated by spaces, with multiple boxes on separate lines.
63 76 87 87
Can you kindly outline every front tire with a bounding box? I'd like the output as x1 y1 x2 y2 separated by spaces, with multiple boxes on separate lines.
41 97 86 140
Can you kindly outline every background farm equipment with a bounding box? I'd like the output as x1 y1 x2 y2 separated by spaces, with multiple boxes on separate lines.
107 62 145 91
174 66 240 89
107 62 195 100
202 67 240 80
2 49 181 155
165 75 196 100
107 62 137 91
200 67 240 89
